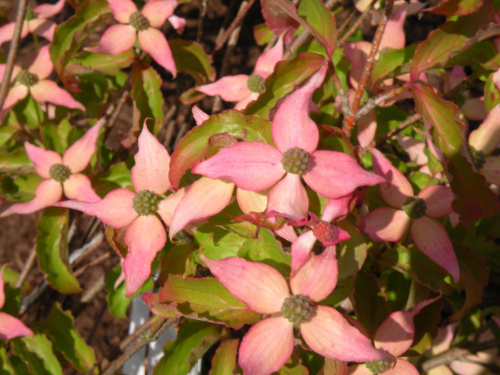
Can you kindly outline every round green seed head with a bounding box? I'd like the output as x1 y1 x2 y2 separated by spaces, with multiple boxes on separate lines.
25 6 35 21
129 12 150 31
132 190 159 216
365 359 393 374
402 196 427 219
281 295 313 325
470 148 486 170
247 73 266 94
281 147 310 175
17 70 39 87
49 164 71 183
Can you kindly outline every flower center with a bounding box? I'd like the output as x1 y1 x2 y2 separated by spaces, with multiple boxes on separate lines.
17 70 39 87
25 6 35 21
365 359 393 374
402 197 426 219
132 190 159 215
49 164 71 183
281 295 312 325
247 73 265 94
312 220 337 242
129 12 150 31
470 148 486 170
281 147 310 175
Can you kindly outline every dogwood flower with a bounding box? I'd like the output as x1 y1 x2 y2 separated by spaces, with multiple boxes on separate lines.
364 148 459 282
0 120 102 217
197 36 284 110
201 249 392 375
88 0 183 76
0 45 84 116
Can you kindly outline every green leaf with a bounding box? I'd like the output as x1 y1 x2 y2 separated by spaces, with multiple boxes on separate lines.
170 39 216 85
0 347 15 375
0 125 17 148
0 173 42 202
336 220 367 280
412 83 499 226
36 207 81 294
68 49 136 75
41 123 65 155
410 299 442 354
195 224 247 260
11 95 47 129
105 264 131 318
158 275 261 328
426 0 484 16
210 339 239 375
33 303 97 374
447 40 500 74
11 334 64 375
485 69 500 111
169 110 273 188
278 351 309 374
297 0 336 58
93 162 132 196
253 23 274 46
371 44 416 84
0 148 30 172
160 243 198 282
154 320 222 375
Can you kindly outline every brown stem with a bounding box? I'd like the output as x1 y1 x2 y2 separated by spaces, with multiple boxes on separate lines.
356 82 411 118
213 0 256 53
365 112 421 150
15 245 37 288
197 0 209 44
339 0 378 43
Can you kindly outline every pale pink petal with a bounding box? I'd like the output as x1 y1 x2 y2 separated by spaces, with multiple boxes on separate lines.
2 85 28 110
411 217 459 282
254 35 284 78
357 109 377 148
24 142 62 178
301 306 393 362
123 215 166 296
141 0 175 28
56 188 137 228
290 230 317 277
86 24 136 55
34 0 65 18
0 65 22 83
192 106 209 125
0 179 62 217
157 187 186 227
267 173 308 219
192 142 284 191
200 254 289 314
63 120 102 173
108 0 138 23
342 41 370 88
27 45 53 79
27 19 56 42
234 92 259 110
291 246 338 302
304 150 386 199
462 97 486 121
168 177 234 238
418 185 454 218
480 156 500 185
395 136 428 165
31 80 84 110
469 104 500 154
239 317 294 375
347 364 372 375
0 22 27 47
63 174 100 202
364 207 410 242
445 66 466 92
138 28 176 76
197 75 250 102
370 148 413 208
168 15 186 33
384 359 419 375
374 311 414 356
275 222 298 243
272 62 327 153
236 188 268 214
379 5 406 51
0 312 34 340
322 195 353 222
0 267 5 308
131 124 171 194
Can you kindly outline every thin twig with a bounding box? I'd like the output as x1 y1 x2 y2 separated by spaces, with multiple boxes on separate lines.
197 0 208 43
337 8 357 36
339 0 378 43
15 245 37 288
213 0 256 53
356 82 411 118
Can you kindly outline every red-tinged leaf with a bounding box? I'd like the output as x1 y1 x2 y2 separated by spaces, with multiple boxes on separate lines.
278 350 310 374
448 40 500 73
254 23 274 46
142 292 179 318
209 339 239 375
159 243 198 284
336 220 367 280
169 110 273 189
105 224 128 258
36 207 81 294
11 334 64 375
170 39 216 85
412 84 500 226
261 0 300 44
158 275 261 328
426 0 483 16
179 86 205 105
410 0 495 79
410 299 442 354
0 347 15 375
319 358 348 375
67 49 136 76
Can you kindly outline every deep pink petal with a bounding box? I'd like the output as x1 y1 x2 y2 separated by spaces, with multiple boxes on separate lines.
291 246 338 302
411 217 459 282
63 120 102 173
63 174 100 202
192 106 209 125
0 312 34 340
192 142 284 191
2 85 28 110
34 0 65 18
25 142 62 178
197 75 250 102
168 177 234 238
200 254 289 314
56 188 137 228
304 150 386 199
123 215 166 297
28 19 57 42
301 306 393 362
139 28 176 76
0 180 62 217
290 230 317 277
108 0 138 23
469 104 500 154
0 22 26 47
272 62 327 153
364 207 410 242
418 185 454 218
374 311 414 357
322 195 353 222
131 124 171 194
157 187 186 227
141 0 176 28
481 156 500 185
31 80 84 110
28 45 53 79
236 188 268 214
239 317 294 375
168 15 186 33
267 173 308 219
370 148 413 208
254 35 284 78
86 24 136 55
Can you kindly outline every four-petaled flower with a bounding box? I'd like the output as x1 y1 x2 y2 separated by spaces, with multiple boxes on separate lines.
0 120 102 217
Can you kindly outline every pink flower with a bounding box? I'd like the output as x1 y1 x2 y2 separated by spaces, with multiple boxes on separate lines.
0 120 102 218
56 124 181 296
201 249 392 375
192 62 385 220
0 0 65 46
364 148 459 282
88 0 184 76
0 45 84 116
197 36 284 110
0 266 33 340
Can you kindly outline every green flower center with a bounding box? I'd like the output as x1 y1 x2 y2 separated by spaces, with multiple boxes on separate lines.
312 220 337 242
132 190 159 215
247 73 266 94
17 70 39 87
281 295 312 325
365 359 393 374
129 12 150 31
402 197 426 219
470 148 486 170
49 164 71 183
25 6 35 21
281 147 310 175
